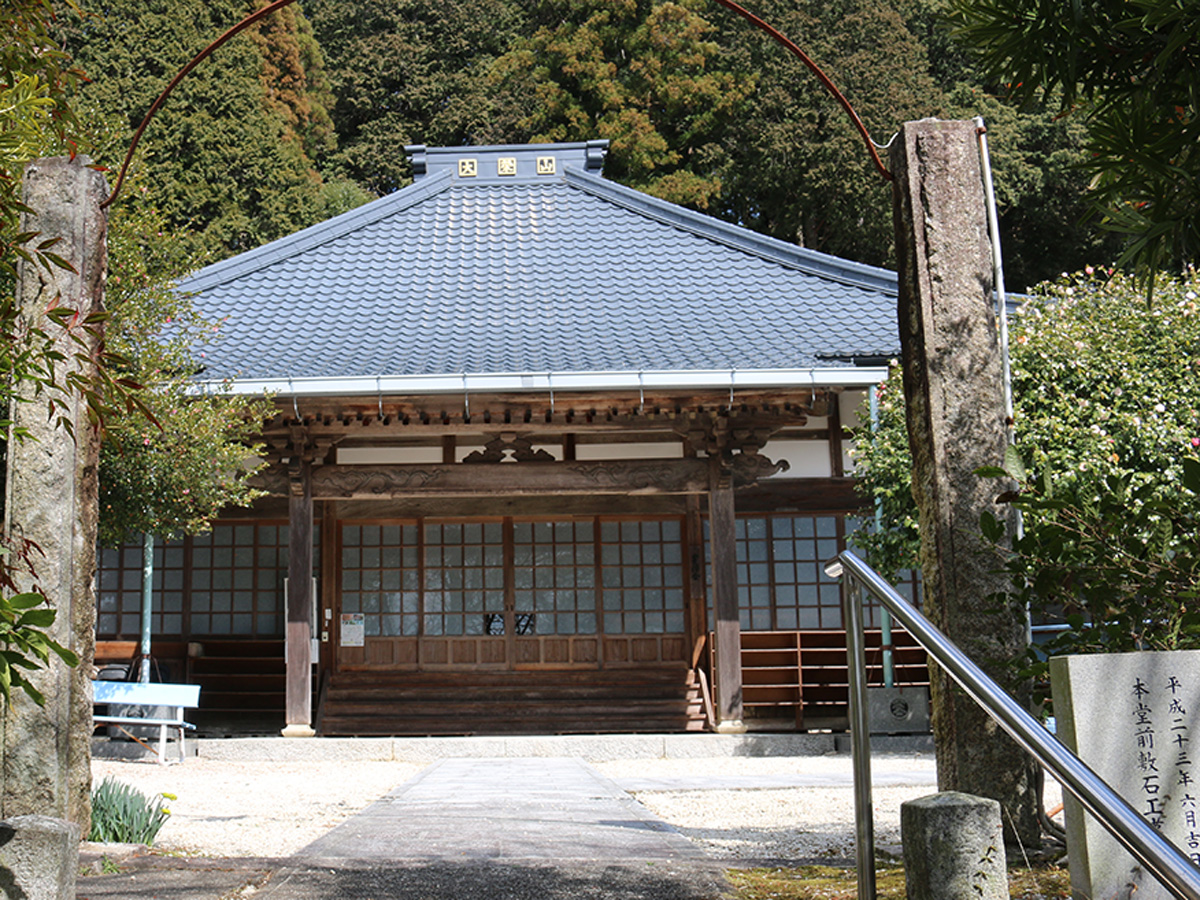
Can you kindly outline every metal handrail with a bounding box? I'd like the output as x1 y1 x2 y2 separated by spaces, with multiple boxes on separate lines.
827 549 1200 900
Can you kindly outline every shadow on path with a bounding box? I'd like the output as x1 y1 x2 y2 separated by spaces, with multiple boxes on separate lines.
262 861 731 899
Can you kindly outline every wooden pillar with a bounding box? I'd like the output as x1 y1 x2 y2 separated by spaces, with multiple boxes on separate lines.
708 462 745 732
2 156 106 829
318 500 337 672
828 394 845 477
283 461 314 736
683 494 706 652
891 118 1037 843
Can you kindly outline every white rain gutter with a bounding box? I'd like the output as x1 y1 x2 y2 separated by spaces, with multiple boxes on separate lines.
191 367 891 398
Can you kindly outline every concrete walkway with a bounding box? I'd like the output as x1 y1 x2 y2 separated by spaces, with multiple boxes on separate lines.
298 757 707 865
77 737 937 898
78 757 731 899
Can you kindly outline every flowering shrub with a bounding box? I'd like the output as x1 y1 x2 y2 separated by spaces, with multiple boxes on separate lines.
853 268 1200 679
1011 269 1200 502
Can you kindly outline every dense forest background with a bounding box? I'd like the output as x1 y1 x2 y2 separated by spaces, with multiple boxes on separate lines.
58 0 1122 288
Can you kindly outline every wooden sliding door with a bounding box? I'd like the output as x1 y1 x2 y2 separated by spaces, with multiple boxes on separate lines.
334 515 688 672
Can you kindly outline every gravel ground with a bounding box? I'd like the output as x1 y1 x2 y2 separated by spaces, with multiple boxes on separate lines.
91 759 425 857
92 752 1060 863
595 755 938 862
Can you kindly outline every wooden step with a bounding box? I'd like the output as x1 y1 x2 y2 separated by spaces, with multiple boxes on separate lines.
316 666 705 736
192 709 286 737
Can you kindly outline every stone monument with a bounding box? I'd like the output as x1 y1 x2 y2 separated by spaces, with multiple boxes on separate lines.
1051 650 1200 900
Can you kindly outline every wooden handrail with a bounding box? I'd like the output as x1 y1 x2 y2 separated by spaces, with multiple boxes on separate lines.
690 633 708 671
689 633 717 729
695 667 717 730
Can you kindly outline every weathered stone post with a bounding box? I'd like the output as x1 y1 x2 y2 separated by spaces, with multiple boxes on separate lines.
0 815 81 900
2 156 107 828
901 792 1008 900
889 119 1038 844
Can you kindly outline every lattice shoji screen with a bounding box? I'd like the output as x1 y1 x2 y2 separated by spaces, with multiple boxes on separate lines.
599 519 686 635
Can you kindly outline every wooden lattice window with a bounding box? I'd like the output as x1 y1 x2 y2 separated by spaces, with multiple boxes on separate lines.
96 537 186 638
513 519 597 635
421 521 505 636
744 515 844 629
730 513 920 631
599 519 686 635
190 523 294 637
340 524 420 637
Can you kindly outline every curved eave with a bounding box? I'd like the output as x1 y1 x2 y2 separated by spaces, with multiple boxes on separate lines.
191 367 890 398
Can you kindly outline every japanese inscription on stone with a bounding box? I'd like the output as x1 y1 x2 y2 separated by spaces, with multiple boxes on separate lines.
1051 650 1200 900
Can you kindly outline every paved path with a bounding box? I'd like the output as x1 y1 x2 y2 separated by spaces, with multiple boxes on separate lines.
87 754 949 899
248 758 729 899
297 757 708 865
79 758 728 899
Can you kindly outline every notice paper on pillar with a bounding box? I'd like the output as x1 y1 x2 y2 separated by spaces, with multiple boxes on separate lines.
340 613 365 647
1051 650 1200 900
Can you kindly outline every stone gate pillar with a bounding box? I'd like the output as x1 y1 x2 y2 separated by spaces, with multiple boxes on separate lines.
2 156 107 827
890 119 1038 844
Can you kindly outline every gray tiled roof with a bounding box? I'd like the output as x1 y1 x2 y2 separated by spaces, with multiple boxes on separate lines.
180 142 899 385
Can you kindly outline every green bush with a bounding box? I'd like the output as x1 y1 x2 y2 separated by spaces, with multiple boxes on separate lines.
88 777 173 845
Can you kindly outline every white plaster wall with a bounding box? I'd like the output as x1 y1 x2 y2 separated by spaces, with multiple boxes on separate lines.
763 440 831 478
574 442 684 461
841 389 870 474
338 445 442 465
839 389 868 429
795 415 827 432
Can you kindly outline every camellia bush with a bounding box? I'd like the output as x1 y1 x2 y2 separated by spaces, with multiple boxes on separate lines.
853 268 1200 693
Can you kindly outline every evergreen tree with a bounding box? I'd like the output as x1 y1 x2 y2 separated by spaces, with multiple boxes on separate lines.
247 0 336 164
713 0 938 264
947 0 1200 275
59 0 332 257
492 0 754 210
305 0 530 196
99 177 271 547
942 86 1125 290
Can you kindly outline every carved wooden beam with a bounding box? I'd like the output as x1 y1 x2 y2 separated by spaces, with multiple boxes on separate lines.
461 433 555 464
260 391 824 436
730 452 789 486
252 458 713 498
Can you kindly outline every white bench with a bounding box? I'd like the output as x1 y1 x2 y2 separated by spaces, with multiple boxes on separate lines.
92 681 200 765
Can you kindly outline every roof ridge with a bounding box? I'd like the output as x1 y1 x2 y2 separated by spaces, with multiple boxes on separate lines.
178 170 455 292
563 168 897 295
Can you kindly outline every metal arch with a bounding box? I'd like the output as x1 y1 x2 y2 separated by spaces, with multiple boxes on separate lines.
709 0 893 183
103 0 893 212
